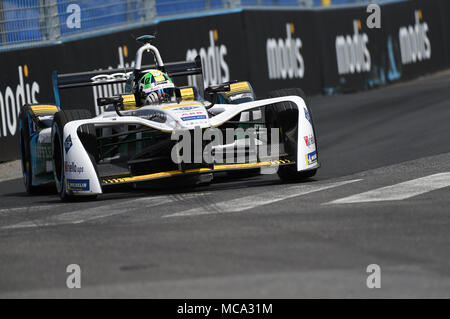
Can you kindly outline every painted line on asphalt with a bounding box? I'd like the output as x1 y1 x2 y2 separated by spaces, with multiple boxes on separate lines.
327 173 450 204
0 205 63 216
1 193 210 229
1 196 172 230
163 179 362 218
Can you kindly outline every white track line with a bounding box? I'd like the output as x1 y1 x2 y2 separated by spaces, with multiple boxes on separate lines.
163 179 362 218
2 193 210 229
0 205 57 215
327 173 450 205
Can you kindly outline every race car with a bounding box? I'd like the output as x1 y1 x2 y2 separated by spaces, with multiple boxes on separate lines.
19 35 319 201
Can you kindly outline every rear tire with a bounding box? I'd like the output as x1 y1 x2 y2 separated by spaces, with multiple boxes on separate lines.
19 105 38 194
51 109 98 201
266 88 317 182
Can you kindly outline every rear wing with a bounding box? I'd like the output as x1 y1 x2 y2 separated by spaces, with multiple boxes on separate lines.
52 57 204 108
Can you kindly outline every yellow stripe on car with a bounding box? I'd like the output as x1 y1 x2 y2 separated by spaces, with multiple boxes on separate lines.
101 160 291 185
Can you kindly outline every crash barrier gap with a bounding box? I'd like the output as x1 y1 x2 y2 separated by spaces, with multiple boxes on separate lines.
0 0 449 162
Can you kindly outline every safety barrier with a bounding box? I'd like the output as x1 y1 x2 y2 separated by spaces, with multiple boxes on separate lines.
438 0 450 67
0 0 448 162
0 0 379 48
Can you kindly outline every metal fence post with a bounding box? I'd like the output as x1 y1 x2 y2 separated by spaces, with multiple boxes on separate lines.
127 0 133 22
224 0 241 9
39 0 60 41
298 0 314 7
138 0 156 22
0 0 7 44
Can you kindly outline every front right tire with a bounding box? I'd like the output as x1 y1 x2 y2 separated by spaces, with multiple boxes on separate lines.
265 88 318 182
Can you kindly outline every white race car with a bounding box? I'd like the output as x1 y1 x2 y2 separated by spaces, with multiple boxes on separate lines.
19 35 319 201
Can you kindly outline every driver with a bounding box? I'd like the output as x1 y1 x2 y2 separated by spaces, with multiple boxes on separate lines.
139 70 175 105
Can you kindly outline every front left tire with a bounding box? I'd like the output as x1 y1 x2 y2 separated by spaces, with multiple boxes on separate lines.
51 109 98 201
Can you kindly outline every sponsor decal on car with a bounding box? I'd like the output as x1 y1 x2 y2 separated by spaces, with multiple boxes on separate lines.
162 103 202 110
181 111 204 117
304 108 311 124
121 94 136 110
175 106 201 112
305 151 317 166
64 161 84 174
180 88 195 101
181 115 207 122
64 135 73 153
67 179 90 191
304 135 315 147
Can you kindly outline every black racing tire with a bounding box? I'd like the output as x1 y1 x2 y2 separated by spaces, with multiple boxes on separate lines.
51 109 98 201
265 88 318 182
19 105 38 194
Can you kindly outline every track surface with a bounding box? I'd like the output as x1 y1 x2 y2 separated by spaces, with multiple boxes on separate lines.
1 72 450 298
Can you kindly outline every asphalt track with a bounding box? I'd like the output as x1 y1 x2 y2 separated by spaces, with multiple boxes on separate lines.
1 71 450 298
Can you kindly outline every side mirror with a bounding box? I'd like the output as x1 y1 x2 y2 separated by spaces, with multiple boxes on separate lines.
97 96 123 107
204 84 231 95
204 84 231 109
97 96 125 117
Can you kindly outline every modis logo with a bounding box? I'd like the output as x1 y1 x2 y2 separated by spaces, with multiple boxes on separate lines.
399 10 431 65
266 23 305 80
0 65 40 138
335 20 371 75
186 30 230 88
